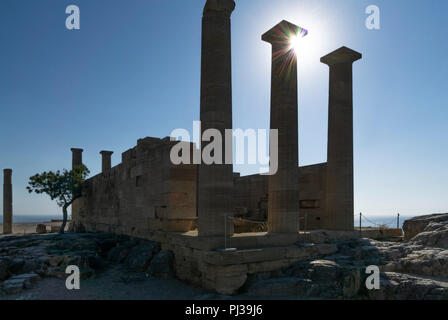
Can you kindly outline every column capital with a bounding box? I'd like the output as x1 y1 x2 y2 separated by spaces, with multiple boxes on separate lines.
321 46 362 66
262 20 307 46
203 0 235 16
71 148 84 153
100 150 113 156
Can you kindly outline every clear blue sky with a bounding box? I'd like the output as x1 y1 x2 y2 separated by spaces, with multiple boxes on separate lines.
0 0 447 217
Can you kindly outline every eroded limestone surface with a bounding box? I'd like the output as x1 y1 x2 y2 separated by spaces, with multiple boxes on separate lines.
0 233 173 297
1 215 448 300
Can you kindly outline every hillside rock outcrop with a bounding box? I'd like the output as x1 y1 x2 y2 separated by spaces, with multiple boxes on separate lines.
403 214 448 242
0 233 171 296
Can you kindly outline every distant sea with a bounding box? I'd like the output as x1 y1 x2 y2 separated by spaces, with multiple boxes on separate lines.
355 215 415 229
0 215 61 223
1 214 415 229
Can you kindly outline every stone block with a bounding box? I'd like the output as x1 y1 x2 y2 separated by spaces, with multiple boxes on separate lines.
36 224 47 234
255 233 300 247
203 264 248 295
315 243 338 255
247 259 292 274
247 277 313 297
1 279 25 294
285 245 315 259
203 247 286 266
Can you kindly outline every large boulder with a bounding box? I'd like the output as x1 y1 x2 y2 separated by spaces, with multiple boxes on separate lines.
0 273 40 295
306 260 343 283
107 239 138 263
1 278 26 294
403 214 448 240
8 258 25 274
366 272 448 300
282 258 368 298
96 238 119 257
68 238 98 251
342 267 362 298
87 255 106 271
384 248 448 278
410 223 448 249
147 251 175 279
107 245 132 263
124 241 161 271
0 258 9 281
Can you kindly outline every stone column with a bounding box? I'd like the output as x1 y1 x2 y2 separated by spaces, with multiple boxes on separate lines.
100 151 113 173
321 46 362 231
71 148 83 169
197 0 235 237
70 148 83 224
3 169 13 234
262 20 304 233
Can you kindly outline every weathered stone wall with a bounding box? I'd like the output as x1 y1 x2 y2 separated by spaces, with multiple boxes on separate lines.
233 163 327 230
298 163 327 230
234 173 268 220
73 137 340 235
161 231 341 295
73 137 197 237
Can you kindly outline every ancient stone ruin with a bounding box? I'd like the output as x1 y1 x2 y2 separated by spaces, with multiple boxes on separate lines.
2 169 13 235
69 0 364 294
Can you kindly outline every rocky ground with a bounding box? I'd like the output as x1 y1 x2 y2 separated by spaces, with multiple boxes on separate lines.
1 214 447 300
243 214 448 299
0 232 209 299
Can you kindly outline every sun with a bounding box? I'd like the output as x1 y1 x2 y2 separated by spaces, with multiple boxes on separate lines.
288 27 308 52
289 35 301 51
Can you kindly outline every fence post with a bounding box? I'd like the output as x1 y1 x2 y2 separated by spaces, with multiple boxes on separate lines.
224 214 227 250
359 212 362 236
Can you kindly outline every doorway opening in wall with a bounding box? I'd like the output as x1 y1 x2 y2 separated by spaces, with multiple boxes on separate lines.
135 176 142 187
232 195 268 233
299 200 321 231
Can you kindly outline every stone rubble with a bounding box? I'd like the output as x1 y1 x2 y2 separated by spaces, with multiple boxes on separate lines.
1 213 447 299
0 232 172 296
243 214 448 299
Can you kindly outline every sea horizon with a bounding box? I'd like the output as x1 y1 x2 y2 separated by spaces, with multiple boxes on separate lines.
0 214 63 223
0 214 419 228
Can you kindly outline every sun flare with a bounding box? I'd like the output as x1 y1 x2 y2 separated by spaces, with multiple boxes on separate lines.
289 35 301 51
288 26 308 52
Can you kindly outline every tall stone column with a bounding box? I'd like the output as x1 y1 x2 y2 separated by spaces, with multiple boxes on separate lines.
70 148 83 224
198 0 235 237
3 169 13 234
321 46 362 231
100 151 113 173
262 20 304 233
